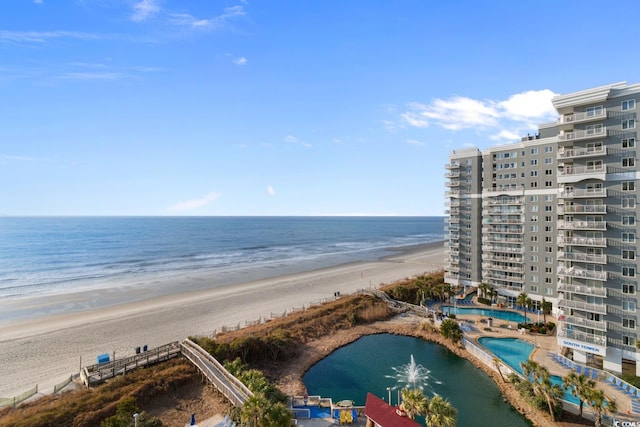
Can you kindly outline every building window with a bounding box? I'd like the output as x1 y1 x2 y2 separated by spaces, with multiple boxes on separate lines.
586 106 603 117
545 181 553 187
545 226 553 232
586 124 603 135
544 246 553 253
622 137 636 148
545 146 553 152
623 250 636 260
530 285 538 292
530 195 538 202
623 336 636 346
531 171 538 177
530 275 538 282
545 206 553 211
623 300 637 312
545 216 552 222
531 265 538 272
531 225 538 232
545 277 552 284
545 169 553 175
545 257 553 263
622 99 636 111
623 157 636 167
623 267 636 277
545 236 552 242
545 288 553 295
622 119 636 130
623 318 636 329
545 157 553 164
531 205 539 212
531 148 538 155
622 232 636 243
622 198 636 209
545 267 552 273
623 284 636 294
531 235 538 242
531 215 538 222
530 255 539 262
622 181 636 191
544 195 553 201
623 216 636 226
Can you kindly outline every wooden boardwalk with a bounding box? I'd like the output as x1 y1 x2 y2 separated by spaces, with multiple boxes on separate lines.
180 339 253 407
80 342 181 387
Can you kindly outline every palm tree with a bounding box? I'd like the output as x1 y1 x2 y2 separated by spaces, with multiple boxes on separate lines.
539 376 564 422
563 371 596 417
264 402 293 426
487 286 497 304
241 394 268 427
517 292 528 323
588 388 617 427
440 318 463 344
478 282 490 300
425 395 457 427
541 298 552 325
400 388 428 420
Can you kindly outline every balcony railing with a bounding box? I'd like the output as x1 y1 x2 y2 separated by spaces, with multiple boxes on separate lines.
557 205 606 215
483 208 523 215
558 127 607 142
482 236 524 244
557 220 607 231
445 162 461 169
557 236 607 247
484 227 524 234
557 146 606 159
482 263 524 274
444 191 461 197
482 245 524 254
445 180 461 187
558 164 606 176
559 188 607 198
557 251 606 264
487 199 522 205
483 271 524 282
445 171 461 178
557 283 607 297
559 315 607 332
560 109 606 125
557 266 607 281
484 254 524 263
558 329 607 346
557 298 607 314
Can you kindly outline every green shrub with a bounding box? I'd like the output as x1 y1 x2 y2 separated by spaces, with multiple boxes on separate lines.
477 297 491 305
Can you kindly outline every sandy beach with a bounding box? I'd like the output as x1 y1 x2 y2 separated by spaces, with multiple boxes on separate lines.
0 242 444 398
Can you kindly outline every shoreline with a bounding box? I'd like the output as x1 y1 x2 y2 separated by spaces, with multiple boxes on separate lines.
0 241 444 397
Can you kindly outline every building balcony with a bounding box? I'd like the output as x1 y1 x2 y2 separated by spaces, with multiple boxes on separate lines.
494 283 524 293
487 199 523 206
445 180 461 187
557 329 607 347
482 236 524 244
558 164 606 183
558 188 607 199
484 254 523 263
448 264 460 273
445 162 461 169
557 236 607 247
482 245 525 254
558 315 607 332
557 127 607 142
557 283 607 297
557 251 606 264
483 271 524 283
557 266 607 281
557 204 606 215
557 220 607 231
445 171 461 178
557 298 607 315
483 217 523 225
559 109 607 127
484 226 524 234
482 208 523 215
557 146 606 160
444 190 461 197
482 263 524 273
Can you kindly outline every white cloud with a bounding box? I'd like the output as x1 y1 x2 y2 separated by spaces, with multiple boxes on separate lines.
400 89 559 142
33 0 43 4
233 56 247 66
267 186 276 196
131 0 161 23
0 30 100 43
168 5 246 30
60 72 127 80
168 192 220 211
284 135 299 143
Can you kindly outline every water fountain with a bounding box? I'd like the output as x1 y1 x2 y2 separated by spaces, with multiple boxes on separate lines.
386 354 442 395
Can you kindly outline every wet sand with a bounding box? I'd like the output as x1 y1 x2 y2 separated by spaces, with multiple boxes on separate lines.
0 242 444 397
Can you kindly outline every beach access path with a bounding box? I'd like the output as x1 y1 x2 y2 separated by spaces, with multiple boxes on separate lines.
0 242 445 398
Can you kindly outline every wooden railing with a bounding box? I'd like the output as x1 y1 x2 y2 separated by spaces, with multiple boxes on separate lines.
180 339 253 407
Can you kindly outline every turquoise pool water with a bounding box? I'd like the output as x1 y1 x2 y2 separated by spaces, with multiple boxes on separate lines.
479 337 579 405
442 306 529 322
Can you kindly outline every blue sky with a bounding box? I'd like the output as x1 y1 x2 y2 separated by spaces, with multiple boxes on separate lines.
1 1 638 216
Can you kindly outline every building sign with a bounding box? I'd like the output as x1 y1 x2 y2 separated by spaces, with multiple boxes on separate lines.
558 337 606 356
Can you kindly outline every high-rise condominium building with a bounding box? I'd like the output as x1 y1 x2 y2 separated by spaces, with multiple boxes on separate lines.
444 81 639 375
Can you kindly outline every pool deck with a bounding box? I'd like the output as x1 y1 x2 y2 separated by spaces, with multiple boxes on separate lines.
456 310 638 424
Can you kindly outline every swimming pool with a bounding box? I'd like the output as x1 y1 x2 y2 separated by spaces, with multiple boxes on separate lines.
441 306 529 322
479 337 578 405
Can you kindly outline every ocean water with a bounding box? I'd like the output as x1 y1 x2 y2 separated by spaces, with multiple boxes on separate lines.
0 216 444 300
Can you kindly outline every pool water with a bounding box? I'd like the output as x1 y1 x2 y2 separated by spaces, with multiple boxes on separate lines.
442 306 529 322
479 337 579 405
292 405 331 418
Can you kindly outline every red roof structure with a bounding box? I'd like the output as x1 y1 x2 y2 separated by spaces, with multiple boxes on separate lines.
364 392 422 427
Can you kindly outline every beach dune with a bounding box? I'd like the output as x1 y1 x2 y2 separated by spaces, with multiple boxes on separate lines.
0 242 444 398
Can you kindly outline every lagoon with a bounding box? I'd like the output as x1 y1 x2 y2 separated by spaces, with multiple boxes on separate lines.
303 334 530 426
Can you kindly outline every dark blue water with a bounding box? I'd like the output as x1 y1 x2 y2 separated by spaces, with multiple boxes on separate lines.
303 334 530 426
0 216 443 298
